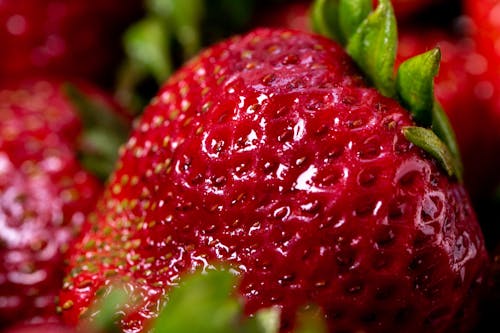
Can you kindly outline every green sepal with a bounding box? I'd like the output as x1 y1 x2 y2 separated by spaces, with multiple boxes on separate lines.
152 269 242 333
397 48 441 127
123 17 173 84
64 84 130 181
294 307 328 333
146 0 203 59
242 307 281 333
90 287 129 333
403 126 463 181
338 0 372 43
311 0 342 42
346 0 397 97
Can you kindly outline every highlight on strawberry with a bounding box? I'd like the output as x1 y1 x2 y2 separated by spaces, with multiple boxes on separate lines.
55 0 489 332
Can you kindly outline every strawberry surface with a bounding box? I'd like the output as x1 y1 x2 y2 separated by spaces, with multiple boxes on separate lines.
59 28 488 333
0 0 142 87
0 78 127 328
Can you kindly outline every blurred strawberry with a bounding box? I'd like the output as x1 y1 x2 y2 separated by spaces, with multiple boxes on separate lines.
3 322 77 333
252 1 311 32
0 1 143 87
396 26 499 205
389 0 450 18
0 78 130 328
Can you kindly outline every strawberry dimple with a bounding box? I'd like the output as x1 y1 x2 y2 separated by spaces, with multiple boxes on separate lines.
60 29 488 333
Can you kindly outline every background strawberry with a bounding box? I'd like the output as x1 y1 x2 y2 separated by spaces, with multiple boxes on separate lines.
0 0 143 88
395 26 499 213
59 2 488 332
0 78 130 329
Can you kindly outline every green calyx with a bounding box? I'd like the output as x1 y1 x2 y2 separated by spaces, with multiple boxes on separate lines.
311 0 463 181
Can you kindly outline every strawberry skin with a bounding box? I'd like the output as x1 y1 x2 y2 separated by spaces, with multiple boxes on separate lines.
0 1 142 86
0 78 125 327
60 28 488 333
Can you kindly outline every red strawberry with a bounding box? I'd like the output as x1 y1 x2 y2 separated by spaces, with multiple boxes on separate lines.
0 1 142 87
0 78 130 328
59 2 488 333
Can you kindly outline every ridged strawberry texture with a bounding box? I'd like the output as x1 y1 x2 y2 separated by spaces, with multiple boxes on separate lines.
0 79 105 328
0 0 142 86
59 29 488 333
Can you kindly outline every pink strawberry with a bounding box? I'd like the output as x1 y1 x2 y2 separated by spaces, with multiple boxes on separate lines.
0 78 129 328
59 2 488 333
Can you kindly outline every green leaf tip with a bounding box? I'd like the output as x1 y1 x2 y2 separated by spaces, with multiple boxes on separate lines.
397 48 441 127
346 0 397 97
403 126 463 181
311 0 342 42
311 0 372 44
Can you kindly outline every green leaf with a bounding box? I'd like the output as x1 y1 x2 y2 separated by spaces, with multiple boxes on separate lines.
123 17 173 84
152 270 242 333
396 48 441 127
311 0 342 43
346 0 397 97
294 308 327 333
90 287 129 333
147 0 204 59
338 0 372 42
403 126 462 181
243 307 281 333
64 84 130 181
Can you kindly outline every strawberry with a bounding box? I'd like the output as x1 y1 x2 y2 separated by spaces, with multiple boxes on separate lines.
59 1 488 332
0 78 129 328
0 0 142 87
